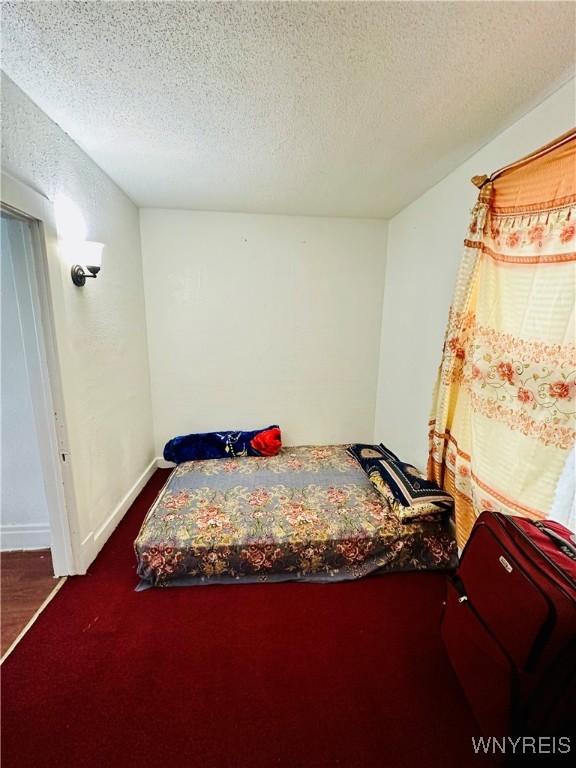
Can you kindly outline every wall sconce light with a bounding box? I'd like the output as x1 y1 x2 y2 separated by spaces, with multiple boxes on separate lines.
70 242 105 287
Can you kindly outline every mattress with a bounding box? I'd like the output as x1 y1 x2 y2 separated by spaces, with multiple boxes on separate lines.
134 445 457 587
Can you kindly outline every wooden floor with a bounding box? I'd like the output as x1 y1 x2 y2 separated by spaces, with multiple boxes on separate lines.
1 549 60 656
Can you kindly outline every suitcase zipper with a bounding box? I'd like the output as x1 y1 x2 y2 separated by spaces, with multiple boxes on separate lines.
533 520 576 560
449 575 511 637
446 574 520 732
506 516 576 595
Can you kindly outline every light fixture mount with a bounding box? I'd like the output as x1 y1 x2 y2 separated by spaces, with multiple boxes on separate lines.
71 264 101 286
71 264 86 286
69 241 104 287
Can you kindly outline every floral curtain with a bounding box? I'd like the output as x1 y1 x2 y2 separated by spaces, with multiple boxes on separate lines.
428 132 576 547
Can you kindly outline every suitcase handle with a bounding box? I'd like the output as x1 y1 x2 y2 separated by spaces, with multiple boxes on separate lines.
534 521 576 560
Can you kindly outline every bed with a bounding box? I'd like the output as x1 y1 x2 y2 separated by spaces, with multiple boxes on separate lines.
134 445 457 588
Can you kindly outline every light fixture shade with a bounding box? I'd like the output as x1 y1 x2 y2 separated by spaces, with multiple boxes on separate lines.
68 240 105 286
82 241 104 269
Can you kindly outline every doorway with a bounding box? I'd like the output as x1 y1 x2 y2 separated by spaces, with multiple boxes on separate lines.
1 195 75 654
2 213 52 550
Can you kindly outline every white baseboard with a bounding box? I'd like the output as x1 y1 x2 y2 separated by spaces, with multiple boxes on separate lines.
80 458 159 570
156 456 176 469
0 523 51 551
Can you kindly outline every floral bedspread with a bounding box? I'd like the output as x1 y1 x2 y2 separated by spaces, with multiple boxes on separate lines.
134 446 457 587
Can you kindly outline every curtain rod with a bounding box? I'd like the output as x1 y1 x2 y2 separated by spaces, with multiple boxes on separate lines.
471 126 576 189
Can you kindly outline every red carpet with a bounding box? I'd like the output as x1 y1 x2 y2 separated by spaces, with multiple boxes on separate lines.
1 470 492 768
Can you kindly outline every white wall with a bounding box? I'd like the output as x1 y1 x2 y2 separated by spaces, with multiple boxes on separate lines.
1 216 50 550
140 210 387 454
374 78 576 469
2 65 571 567
1 75 155 570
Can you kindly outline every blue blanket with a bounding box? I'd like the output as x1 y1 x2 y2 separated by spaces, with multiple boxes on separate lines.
163 425 281 463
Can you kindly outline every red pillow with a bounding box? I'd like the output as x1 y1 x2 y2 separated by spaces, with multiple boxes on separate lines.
250 427 282 457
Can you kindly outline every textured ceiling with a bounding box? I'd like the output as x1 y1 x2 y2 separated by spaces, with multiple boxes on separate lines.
1 1 575 218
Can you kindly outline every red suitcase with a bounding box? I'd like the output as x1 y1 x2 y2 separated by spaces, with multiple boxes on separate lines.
441 511 576 737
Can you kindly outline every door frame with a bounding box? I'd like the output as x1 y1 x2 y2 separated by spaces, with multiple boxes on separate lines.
2 172 80 575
